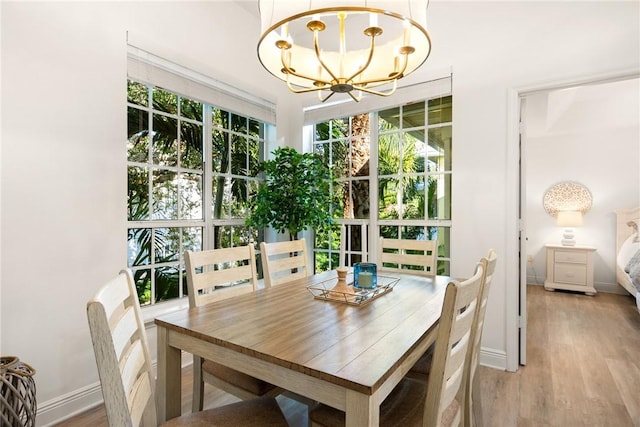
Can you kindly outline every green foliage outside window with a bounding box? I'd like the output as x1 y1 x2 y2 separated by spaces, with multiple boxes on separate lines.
312 97 452 275
127 80 266 305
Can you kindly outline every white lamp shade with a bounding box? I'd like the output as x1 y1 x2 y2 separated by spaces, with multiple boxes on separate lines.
556 210 583 227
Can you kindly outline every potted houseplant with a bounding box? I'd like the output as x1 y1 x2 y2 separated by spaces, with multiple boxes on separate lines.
246 146 334 241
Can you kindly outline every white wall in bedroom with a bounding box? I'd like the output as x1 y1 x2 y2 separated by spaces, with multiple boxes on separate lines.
524 78 640 292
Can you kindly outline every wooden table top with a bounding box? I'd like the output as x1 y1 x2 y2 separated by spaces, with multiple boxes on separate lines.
155 270 451 396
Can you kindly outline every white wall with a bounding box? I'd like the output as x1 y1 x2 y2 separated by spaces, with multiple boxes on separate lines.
1 1 638 425
524 79 640 291
0 2 285 424
421 1 639 369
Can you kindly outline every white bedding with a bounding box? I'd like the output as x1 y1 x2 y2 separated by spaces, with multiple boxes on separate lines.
615 208 640 313
617 232 640 311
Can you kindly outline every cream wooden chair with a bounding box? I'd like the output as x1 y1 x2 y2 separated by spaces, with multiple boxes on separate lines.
378 237 437 276
464 249 497 427
185 246 281 412
86 269 288 427
260 238 311 287
309 262 484 427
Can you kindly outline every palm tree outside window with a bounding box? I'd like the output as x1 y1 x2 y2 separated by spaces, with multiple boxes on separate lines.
127 80 270 306
312 96 452 275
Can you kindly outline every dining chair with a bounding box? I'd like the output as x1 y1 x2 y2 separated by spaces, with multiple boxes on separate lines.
407 250 498 427
308 262 485 427
378 237 437 276
184 247 281 412
464 249 497 427
86 269 289 427
260 238 311 287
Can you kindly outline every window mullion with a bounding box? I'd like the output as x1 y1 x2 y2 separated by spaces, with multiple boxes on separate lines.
369 111 379 263
203 104 214 251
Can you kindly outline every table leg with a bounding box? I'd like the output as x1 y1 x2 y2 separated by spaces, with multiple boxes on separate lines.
156 326 182 422
345 389 378 427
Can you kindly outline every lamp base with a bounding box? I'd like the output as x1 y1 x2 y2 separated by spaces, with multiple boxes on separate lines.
561 228 576 246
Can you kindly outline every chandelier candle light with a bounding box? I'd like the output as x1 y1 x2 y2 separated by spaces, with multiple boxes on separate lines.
257 1 431 102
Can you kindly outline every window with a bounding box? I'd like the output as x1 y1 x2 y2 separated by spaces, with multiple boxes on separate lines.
127 80 270 306
312 96 452 274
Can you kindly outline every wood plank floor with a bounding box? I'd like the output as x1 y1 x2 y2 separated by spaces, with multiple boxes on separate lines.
56 285 640 426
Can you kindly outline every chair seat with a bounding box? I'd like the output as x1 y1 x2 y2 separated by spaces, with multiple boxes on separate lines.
203 360 278 396
163 396 288 427
309 378 459 427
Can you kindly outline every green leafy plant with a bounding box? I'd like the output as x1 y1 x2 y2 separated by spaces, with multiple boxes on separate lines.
246 147 334 241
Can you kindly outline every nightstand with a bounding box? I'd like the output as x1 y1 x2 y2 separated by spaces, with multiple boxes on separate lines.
544 244 597 295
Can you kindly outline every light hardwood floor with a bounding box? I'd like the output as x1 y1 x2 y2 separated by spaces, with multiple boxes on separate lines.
57 285 640 426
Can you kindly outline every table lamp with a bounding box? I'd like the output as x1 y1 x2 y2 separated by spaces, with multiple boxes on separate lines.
556 210 583 246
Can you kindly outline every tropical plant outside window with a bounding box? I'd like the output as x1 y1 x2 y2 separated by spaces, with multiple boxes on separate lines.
127 80 269 306
312 96 452 275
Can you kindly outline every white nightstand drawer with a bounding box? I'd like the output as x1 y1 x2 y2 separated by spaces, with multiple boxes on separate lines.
545 244 596 295
555 250 587 264
554 264 587 285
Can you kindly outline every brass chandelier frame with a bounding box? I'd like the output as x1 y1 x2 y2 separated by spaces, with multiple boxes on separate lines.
257 6 431 102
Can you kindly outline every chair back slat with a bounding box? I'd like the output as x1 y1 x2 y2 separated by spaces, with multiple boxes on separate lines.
111 307 137 361
423 262 484 427
120 340 147 404
185 246 258 308
378 237 437 276
87 270 157 427
260 239 310 287
129 374 153 427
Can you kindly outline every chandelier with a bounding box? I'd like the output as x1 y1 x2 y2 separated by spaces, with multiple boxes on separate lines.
257 1 432 102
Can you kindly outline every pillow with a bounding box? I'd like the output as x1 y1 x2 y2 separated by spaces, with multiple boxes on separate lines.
625 249 640 273
626 249 640 291
628 219 640 243
619 235 640 267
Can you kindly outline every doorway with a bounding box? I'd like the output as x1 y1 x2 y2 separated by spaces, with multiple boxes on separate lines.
511 72 640 369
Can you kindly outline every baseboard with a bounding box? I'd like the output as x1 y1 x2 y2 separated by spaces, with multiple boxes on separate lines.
36 382 103 427
479 346 507 371
595 281 629 295
37 353 195 426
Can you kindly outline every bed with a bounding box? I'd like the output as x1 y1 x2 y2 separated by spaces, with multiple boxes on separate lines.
616 207 640 312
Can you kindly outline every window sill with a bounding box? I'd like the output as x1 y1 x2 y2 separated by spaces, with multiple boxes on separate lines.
141 298 189 326
141 277 268 326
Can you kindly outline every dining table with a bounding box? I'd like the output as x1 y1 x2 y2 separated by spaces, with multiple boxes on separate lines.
155 269 452 427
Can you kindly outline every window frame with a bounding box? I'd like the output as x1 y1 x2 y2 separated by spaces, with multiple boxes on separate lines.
127 80 273 314
310 95 453 274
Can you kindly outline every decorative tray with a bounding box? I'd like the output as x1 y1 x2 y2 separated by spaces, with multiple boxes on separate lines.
306 273 400 306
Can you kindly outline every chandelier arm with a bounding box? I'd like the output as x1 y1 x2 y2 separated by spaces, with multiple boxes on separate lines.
345 33 377 84
313 30 340 83
320 91 337 103
286 78 331 94
355 79 398 97
357 53 410 86
279 49 332 89
346 90 361 102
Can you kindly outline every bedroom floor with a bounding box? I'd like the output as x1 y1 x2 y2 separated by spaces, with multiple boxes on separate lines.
57 285 640 427
479 285 640 426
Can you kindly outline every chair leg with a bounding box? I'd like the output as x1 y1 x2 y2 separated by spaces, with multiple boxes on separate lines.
192 355 205 412
470 372 483 427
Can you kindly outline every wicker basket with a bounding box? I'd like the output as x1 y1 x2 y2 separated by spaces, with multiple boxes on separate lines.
1 356 36 427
